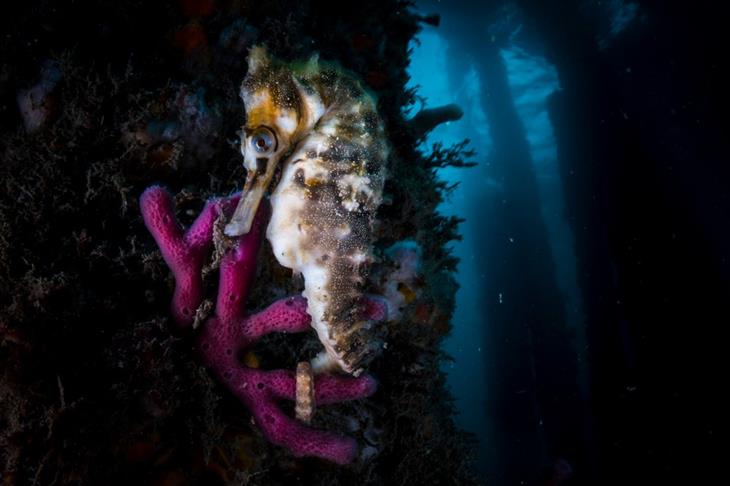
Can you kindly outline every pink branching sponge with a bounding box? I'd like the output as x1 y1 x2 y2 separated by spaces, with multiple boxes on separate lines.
140 185 381 464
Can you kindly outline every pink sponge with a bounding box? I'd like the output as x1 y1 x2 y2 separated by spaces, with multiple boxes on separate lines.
140 186 239 326
140 185 383 464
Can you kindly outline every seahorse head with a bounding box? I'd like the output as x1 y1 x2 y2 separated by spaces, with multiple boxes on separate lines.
225 46 326 236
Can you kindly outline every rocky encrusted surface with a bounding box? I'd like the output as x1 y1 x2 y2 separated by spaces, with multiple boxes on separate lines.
0 1 476 484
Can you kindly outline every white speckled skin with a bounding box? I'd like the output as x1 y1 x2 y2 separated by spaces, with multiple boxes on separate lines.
237 47 388 376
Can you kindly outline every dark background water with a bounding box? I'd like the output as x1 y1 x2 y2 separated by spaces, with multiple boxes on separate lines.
409 0 727 483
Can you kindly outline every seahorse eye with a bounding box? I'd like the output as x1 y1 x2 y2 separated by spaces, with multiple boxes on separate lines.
250 127 276 154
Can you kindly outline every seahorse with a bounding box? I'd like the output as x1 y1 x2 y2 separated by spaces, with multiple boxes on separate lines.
225 46 388 377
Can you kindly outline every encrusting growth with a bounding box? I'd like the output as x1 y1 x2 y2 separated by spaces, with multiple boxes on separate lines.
140 185 385 464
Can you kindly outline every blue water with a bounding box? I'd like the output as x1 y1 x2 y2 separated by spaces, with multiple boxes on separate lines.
407 21 585 476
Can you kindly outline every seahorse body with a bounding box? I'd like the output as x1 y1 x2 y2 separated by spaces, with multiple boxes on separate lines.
225 47 388 376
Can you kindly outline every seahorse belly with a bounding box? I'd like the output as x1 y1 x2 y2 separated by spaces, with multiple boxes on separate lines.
267 133 384 376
